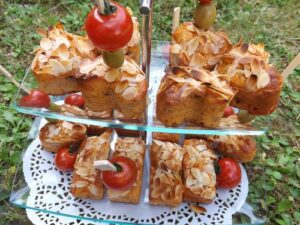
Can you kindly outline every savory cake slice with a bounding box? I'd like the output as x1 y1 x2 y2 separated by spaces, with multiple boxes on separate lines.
39 121 87 152
149 139 184 207
182 139 217 203
108 137 146 204
31 22 95 95
217 42 283 115
70 130 112 199
156 66 235 127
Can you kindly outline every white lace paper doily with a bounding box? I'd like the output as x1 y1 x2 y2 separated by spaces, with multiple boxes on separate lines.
21 136 249 225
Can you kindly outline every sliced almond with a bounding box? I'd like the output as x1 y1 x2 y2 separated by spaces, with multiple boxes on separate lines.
88 184 98 196
115 80 129 93
122 62 137 74
190 54 206 67
187 37 199 56
135 74 145 82
76 168 89 177
60 60 72 72
245 75 257 91
36 28 47 37
51 43 69 60
79 57 100 74
207 55 221 66
105 69 120 82
93 65 106 76
39 65 53 74
210 43 219 54
122 86 137 100
257 70 270 89
38 54 49 63
40 38 52 51
189 204 207 214
170 44 181 54
250 58 261 75
48 59 66 75
74 180 89 188
168 75 186 83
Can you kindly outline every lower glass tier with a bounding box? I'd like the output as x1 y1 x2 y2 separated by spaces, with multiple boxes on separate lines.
10 119 266 225
13 41 268 136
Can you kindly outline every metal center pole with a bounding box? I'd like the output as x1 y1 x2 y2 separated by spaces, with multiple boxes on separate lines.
140 0 154 92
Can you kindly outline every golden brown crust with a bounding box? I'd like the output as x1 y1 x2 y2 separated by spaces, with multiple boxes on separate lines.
152 132 180 143
70 130 112 199
108 138 146 204
39 121 87 152
80 58 147 119
156 67 235 127
171 22 232 70
217 43 283 115
207 135 257 163
149 140 184 207
182 139 216 203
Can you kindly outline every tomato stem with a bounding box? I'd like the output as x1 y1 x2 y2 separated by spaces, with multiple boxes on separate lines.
113 162 123 172
97 0 117 16
68 144 78 154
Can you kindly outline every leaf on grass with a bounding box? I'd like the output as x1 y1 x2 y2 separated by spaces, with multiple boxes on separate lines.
277 199 292 213
0 190 10 202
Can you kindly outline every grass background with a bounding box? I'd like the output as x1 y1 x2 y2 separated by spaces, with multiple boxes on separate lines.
0 0 299 224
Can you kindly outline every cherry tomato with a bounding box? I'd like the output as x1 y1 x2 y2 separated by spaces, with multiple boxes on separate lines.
85 2 133 51
216 158 241 189
19 89 50 108
64 94 85 108
102 156 137 191
223 106 235 117
199 0 212 4
55 146 77 171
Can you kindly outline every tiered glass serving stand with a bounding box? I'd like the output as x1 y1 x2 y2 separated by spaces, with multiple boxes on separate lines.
10 2 268 224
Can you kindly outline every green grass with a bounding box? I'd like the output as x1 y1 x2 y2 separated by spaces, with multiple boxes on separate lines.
0 0 299 225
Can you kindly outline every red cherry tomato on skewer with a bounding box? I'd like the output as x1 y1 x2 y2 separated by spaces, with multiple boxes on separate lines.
85 2 133 51
216 158 241 189
55 146 78 171
19 89 51 108
223 106 235 117
199 0 212 4
102 156 137 191
64 94 85 108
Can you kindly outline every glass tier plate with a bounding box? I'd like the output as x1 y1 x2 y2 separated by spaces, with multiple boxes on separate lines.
13 41 268 136
10 118 266 225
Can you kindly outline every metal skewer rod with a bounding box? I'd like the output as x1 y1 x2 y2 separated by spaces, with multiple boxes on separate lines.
140 0 154 91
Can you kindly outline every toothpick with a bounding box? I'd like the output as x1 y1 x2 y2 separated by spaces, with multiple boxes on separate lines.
282 53 300 81
0 64 30 94
94 160 117 172
172 7 181 33
96 0 105 14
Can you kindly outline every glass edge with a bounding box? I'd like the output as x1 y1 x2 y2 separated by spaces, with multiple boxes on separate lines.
12 104 267 136
9 201 155 225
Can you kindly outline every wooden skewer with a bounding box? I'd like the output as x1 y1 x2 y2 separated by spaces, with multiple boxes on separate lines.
172 7 181 33
96 0 105 14
282 53 300 81
0 64 30 94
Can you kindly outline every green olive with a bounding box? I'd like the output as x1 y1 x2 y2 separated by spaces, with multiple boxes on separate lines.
237 110 255 124
193 2 216 29
103 49 125 68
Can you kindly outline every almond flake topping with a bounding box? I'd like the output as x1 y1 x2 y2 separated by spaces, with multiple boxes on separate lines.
122 86 138 100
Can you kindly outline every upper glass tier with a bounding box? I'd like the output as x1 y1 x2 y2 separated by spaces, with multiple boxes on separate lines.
13 41 267 136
